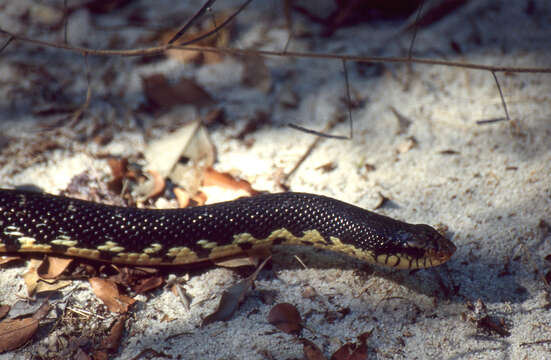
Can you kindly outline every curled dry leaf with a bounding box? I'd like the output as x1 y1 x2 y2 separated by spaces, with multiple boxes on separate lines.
174 187 191 208
89 277 135 313
36 256 73 279
0 255 22 265
302 338 326 360
331 331 371 360
133 276 164 294
23 258 71 295
142 74 213 111
145 169 166 200
106 157 129 194
268 303 303 335
0 301 49 353
99 316 126 353
0 306 9 320
145 119 215 195
202 256 271 326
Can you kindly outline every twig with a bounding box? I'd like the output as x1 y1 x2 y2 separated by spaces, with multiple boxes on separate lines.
408 0 425 58
282 114 346 185
168 0 218 44
491 71 511 121
0 35 13 53
287 123 348 140
342 59 353 139
1 28 550 74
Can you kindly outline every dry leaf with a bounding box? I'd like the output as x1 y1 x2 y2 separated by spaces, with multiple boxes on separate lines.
133 276 164 294
22 259 42 296
203 168 258 195
37 256 73 279
99 316 126 352
89 277 135 313
0 301 49 353
302 339 326 360
0 317 39 353
145 119 215 193
397 136 417 153
0 306 9 321
214 256 259 268
268 303 303 335
174 187 191 208
142 74 213 111
0 256 22 265
331 331 371 360
202 256 271 326
23 258 71 295
107 157 129 194
145 169 165 200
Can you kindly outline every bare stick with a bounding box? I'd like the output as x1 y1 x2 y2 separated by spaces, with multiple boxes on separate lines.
287 124 348 140
491 71 510 121
168 0 218 44
0 35 13 53
342 59 353 139
408 0 426 59
1 28 550 74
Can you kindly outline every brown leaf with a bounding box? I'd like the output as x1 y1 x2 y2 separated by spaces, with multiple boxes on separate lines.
203 167 259 195
0 306 9 320
133 276 164 294
142 74 213 111
99 316 126 352
89 277 135 313
23 258 72 295
37 256 73 279
107 157 129 194
331 331 371 360
0 255 22 265
174 187 191 208
0 301 49 353
202 256 271 326
145 169 165 200
214 256 259 268
0 317 39 353
268 303 303 335
302 338 326 360
22 259 42 296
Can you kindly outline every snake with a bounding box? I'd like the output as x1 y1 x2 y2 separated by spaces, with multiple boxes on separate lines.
0 189 456 269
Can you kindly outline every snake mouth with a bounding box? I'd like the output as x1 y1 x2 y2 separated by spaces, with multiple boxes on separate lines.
426 236 456 267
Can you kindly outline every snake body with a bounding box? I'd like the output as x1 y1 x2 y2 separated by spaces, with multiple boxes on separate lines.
0 189 455 269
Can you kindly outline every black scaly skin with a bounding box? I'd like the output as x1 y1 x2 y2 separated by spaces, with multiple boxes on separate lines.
0 189 455 268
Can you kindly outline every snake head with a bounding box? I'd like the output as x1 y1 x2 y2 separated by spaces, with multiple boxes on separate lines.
393 224 456 269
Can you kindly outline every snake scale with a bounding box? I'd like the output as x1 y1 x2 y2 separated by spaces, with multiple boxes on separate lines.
0 189 456 269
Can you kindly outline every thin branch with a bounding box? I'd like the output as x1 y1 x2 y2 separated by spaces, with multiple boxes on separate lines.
0 35 13 53
168 0 217 44
287 123 348 140
177 0 253 46
408 0 426 58
476 117 507 125
491 71 510 121
342 59 353 139
282 113 347 185
1 26 549 74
